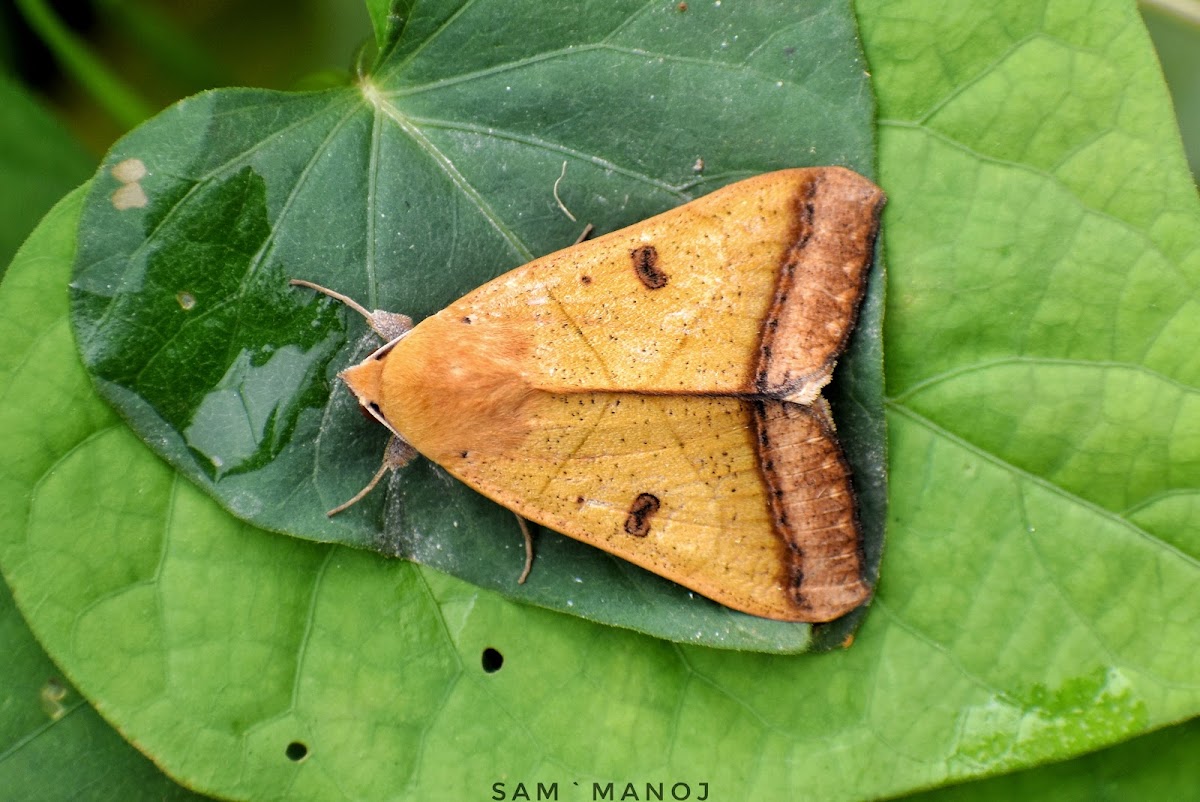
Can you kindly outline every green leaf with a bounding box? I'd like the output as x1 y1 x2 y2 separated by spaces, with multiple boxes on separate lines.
0 81 194 799
0 189 210 802
1 1 1198 801
66 0 884 650
894 718 1200 802
363 0 405 56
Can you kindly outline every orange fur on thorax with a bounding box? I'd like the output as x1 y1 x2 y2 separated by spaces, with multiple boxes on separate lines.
378 313 539 463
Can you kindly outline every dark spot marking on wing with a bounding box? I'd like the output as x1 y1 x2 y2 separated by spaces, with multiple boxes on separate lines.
631 245 668 290
624 492 661 537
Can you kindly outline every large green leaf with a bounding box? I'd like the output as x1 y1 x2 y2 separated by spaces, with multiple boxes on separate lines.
0 73 201 798
0 1 1197 801
0 584 210 801
895 717 1200 801
0 189 210 801
66 0 885 649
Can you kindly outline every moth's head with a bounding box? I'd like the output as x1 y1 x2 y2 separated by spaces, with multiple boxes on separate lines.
340 355 398 435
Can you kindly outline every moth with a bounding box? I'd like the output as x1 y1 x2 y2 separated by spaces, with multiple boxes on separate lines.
294 167 884 622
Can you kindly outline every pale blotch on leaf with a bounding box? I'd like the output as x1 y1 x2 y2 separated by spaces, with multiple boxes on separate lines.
110 157 149 210
111 183 148 210
177 291 197 310
111 157 147 183
40 678 68 720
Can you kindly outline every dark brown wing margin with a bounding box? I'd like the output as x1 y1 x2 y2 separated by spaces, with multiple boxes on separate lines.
751 400 869 621
752 167 884 621
755 167 885 404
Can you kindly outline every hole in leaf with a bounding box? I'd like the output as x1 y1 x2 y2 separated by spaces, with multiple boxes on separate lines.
481 647 504 673
285 741 309 762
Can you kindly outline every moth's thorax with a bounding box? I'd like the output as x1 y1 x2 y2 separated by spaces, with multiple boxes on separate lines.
374 313 538 463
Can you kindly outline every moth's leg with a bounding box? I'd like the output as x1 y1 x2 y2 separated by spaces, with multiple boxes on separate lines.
290 279 413 341
515 515 536 584
572 223 595 245
326 436 416 516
